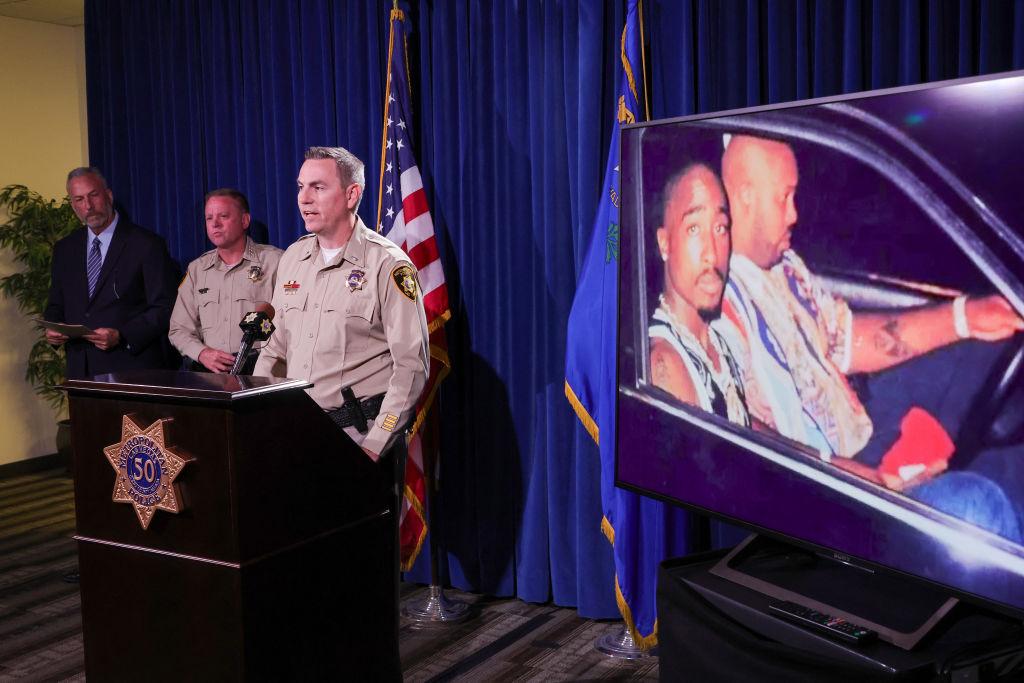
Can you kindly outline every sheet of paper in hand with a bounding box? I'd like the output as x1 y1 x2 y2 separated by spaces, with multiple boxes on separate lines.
35 319 95 338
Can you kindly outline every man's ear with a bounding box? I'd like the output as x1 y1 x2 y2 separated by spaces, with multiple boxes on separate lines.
242 213 252 230
656 226 669 261
347 184 362 210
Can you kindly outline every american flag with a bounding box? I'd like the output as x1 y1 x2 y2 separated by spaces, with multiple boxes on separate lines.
377 7 451 572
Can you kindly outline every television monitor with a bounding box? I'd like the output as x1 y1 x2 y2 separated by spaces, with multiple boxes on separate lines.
616 70 1024 641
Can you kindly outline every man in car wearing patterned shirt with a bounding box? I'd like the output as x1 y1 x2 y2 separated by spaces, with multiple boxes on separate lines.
714 134 1024 541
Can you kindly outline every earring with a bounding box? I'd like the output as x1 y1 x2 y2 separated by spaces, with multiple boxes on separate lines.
660 251 668 261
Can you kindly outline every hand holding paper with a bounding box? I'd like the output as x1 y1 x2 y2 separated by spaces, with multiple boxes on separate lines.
36 319 94 339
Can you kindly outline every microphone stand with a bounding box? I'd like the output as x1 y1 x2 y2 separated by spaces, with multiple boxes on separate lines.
229 330 256 375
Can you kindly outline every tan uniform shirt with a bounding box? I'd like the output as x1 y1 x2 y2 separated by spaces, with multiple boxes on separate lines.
253 219 429 455
169 237 284 362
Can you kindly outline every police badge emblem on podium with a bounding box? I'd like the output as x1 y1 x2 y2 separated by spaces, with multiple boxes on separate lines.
103 415 191 529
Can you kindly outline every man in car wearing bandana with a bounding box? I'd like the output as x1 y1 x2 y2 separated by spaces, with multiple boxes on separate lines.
648 162 750 428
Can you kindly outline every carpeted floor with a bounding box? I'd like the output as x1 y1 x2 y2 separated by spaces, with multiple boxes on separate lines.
0 468 658 681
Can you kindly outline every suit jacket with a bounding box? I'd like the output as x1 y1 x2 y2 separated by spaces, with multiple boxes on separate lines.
44 219 180 379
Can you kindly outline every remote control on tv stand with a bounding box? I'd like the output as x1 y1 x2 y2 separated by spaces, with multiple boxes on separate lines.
768 600 878 645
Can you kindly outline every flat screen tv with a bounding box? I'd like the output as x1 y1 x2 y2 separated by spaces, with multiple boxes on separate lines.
616 70 1024 643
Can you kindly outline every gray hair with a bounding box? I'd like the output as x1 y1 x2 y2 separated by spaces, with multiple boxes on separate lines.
304 146 366 202
66 167 109 192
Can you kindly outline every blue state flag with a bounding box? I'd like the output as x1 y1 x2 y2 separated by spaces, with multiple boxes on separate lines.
565 0 694 648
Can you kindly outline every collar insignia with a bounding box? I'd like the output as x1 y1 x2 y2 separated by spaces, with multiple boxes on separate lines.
103 415 188 530
198 287 209 294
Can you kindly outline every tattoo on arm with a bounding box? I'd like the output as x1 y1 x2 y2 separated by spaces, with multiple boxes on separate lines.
653 355 670 386
874 318 911 359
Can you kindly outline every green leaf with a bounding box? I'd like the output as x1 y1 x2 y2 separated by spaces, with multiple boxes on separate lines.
0 184 77 413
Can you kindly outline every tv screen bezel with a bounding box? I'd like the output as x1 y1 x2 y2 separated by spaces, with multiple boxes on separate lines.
614 68 1024 622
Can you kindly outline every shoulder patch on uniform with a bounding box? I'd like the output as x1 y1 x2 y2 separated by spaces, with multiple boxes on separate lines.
391 264 418 301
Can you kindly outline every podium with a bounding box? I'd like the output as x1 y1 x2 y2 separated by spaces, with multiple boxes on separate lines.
63 371 401 681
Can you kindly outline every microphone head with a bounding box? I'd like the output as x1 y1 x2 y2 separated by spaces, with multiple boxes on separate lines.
239 309 276 341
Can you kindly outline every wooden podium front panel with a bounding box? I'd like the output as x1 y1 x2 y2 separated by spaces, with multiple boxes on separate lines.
79 512 399 682
68 372 389 564
228 392 390 562
69 393 241 563
78 541 243 681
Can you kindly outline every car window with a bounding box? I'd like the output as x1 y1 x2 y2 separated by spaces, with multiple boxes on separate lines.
789 137 986 294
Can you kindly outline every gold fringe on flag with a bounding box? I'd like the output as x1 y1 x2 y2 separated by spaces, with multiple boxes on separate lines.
615 574 659 650
564 380 599 445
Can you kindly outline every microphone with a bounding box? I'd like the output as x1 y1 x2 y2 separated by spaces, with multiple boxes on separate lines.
230 302 276 375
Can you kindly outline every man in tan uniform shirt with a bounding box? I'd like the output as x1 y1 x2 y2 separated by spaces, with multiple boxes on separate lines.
257 149 426 677
254 146 429 461
169 189 283 373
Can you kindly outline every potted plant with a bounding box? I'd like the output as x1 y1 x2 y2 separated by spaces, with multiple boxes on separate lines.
0 184 81 457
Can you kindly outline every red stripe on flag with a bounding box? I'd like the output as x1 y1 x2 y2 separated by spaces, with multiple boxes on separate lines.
408 235 439 268
399 431 427 571
403 188 430 225
423 284 449 321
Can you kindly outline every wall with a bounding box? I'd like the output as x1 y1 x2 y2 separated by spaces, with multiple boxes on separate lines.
0 15 88 465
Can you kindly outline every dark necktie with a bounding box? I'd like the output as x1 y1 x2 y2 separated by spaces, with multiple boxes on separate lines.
87 237 102 297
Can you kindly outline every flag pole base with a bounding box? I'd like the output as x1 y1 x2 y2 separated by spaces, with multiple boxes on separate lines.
401 584 470 624
595 625 650 659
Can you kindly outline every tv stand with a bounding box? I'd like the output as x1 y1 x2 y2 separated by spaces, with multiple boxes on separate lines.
711 535 956 650
657 540 1024 681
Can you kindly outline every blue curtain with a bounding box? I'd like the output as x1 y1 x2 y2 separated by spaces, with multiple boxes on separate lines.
84 0 1024 621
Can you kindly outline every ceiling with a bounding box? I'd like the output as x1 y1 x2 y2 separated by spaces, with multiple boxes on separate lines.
0 0 83 27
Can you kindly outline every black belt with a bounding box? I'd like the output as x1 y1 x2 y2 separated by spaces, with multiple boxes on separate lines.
328 390 386 433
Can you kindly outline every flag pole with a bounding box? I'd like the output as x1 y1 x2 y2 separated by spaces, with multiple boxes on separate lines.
573 0 651 663
401 399 469 624
376 9 399 233
381 4 467 624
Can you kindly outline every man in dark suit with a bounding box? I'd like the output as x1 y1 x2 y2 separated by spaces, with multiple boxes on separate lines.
44 167 178 379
